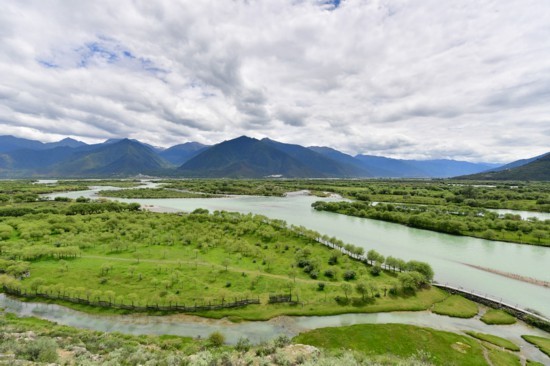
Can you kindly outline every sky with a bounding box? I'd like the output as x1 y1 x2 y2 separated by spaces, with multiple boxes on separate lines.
0 0 549 163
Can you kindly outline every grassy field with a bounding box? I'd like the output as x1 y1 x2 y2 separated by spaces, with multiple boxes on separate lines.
98 188 220 199
486 346 521 366
522 335 550 357
465 331 519 351
480 309 517 325
293 323 489 366
0 202 443 319
431 295 479 318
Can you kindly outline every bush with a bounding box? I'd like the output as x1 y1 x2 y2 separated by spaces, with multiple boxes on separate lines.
273 334 291 348
317 282 325 291
343 270 356 281
370 264 381 276
207 331 225 347
324 269 334 278
22 337 58 363
235 337 251 352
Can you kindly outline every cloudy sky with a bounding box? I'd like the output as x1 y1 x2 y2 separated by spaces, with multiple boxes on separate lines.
1 0 549 163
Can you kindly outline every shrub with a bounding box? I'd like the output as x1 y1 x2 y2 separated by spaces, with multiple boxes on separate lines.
207 331 225 347
317 282 325 291
370 264 381 276
235 337 251 352
273 334 291 348
22 337 58 363
343 270 356 281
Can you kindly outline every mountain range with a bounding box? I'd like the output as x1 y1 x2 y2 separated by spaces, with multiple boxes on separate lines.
0 135 546 180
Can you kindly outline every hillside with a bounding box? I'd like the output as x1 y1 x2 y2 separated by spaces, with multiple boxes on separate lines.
178 136 318 178
159 142 209 165
50 139 170 177
0 139 170 178
459 153 550 181
354 155 499 178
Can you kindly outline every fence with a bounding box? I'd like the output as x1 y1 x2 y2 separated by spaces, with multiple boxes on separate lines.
433 283 550 331
2 285 260 312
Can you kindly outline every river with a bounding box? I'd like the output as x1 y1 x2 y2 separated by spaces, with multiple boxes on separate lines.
1 294 548 363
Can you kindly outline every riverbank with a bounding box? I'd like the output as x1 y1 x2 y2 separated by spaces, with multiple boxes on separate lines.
2 293 549 364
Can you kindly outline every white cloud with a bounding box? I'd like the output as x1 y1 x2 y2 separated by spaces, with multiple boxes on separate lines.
0 0 549 162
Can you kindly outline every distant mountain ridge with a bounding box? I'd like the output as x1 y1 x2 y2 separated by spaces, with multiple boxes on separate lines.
178 136 321 178
459 153 550 181
160 142 210 166
1 134 544 179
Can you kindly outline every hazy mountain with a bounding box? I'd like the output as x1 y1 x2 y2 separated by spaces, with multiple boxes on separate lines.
0 135 46 153
307 146 371 174
44 137 87 149
103 138 165 152
179 136 319 178
354 155 421 177
50 139 170 177
0 134 520 179
0 139 169 177
482 152 549 173
354 155 500 178
0 135 87 153
459 153 550 181
262 139 369 177
408 159 499 177
160 142 210 166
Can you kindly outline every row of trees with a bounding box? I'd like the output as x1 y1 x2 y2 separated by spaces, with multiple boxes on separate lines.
312 201 549 245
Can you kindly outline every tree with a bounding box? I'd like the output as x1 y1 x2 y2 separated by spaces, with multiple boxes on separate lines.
532 230 548 243
29 278 45 293
406 260 434 282
367 250 380 265
355 281 368 300
341 283 352 300
222 258 230 271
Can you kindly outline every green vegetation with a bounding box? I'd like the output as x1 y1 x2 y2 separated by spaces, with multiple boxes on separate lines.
0 197 439 319
0 311 452 365
486 347 521 366
480 309 517 325
465 331 520 351
162 179 289 196
522 335 550 357
527 360 545 365
153 179 550 245
431 295 478 318
160 179 550 212
99 187 219 199
294 323 488 366
312 200 550 245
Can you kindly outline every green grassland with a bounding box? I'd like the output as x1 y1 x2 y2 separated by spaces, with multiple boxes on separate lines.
465 331 520 351
486 346 522 366
431 295 479 318
481 309 517 325
522 335 550 357
293 323 489 366
0 200 443 318
98 188 220 199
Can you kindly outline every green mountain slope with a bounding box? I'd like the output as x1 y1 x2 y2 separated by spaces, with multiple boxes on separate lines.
49 139 170 177
178 136 319 178
459 153 550 181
